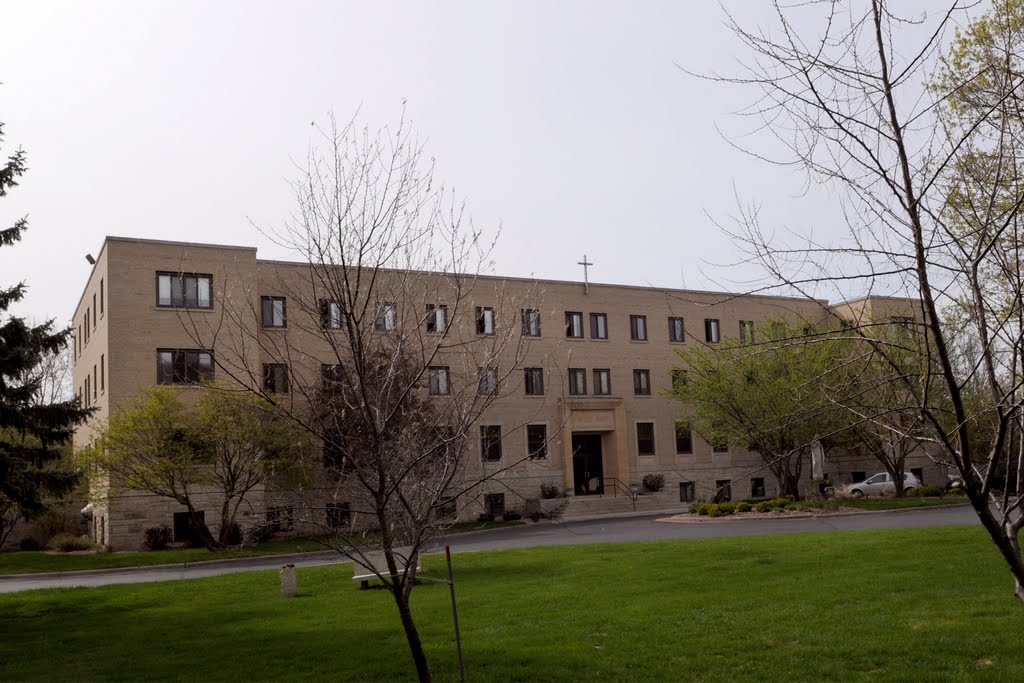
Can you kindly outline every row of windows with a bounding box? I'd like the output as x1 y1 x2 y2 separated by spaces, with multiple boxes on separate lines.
428 366 682 398
75 278 104 363
77 354 106 407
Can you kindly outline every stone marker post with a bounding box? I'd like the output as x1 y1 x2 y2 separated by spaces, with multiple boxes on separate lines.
280 563 297 598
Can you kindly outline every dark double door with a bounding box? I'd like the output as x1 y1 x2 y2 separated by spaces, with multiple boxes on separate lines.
572 434 604 496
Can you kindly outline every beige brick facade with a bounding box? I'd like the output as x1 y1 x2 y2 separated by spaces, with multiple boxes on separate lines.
71 237 943 549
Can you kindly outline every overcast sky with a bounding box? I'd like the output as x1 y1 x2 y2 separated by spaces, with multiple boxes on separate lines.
1 1 941 325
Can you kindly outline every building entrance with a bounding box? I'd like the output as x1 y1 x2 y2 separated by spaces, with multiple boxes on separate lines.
572 433 604 496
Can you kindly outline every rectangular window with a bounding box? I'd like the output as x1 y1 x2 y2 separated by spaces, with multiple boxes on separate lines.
751 477 766 498
265 506 294 532
675 422 693 454
630 315 648 341
714 480 732 503
671 368 687 392
323 429 348 471
93 364 97 400
92 294 97 329
174 510 206 543
261 296 286 328
636 421 655 456
428 366 450 395
568 368 587 396
521 309 541 337
326 503 351 528
77 326 81 356
157 349 214 384
476 307 495 335
321 300 343 329
633 369 651 396
263 364 289 394
679 481 696 503
426 304 447 333
911 467 924 485
527 424 548 459
84 310 89 343
593 368 611 396
100 354 105 392
484 492 505 515
770 321 785 339
565 311 583 338
480 425 502 462
739 320 754 344
712 437 729 453
705 319 720 343
852 471 866 483
524 367 544 396
157 272 213 309
477 367 498 396
321 363 343 386
375 302 396 331
99 279 104 315
668 317 684 343
590 313 608 339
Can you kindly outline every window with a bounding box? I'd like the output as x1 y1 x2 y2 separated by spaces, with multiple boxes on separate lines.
527 424 548 459
428 366 450 395
323 428 348 471
484 493 505 516
92 365 97 400
375 302 396 331
326 503 351 528
426 304 447 333
704 319 720 343
263 364 289 394
675 422 693 454
261 296 286 328
852 471 867 483
521 309 541 337
669 317 684 343
157 272 213 309
100 354 105 392
568 368 587 396
84 310 89 343
712 437 729 453
77 325 81 356
739 320 754 344
565 311 583 338
671 368 688 392
476 307 495 335
679 481 696 503
751 477 766 498
480 425 502 462
477 367 498 396
99 279 104 315
321 300 343 329
173 510 206 544
636 421 655 455
92 294 97 329
84 376 90 407
524 367 544 396
911 467 924 485
590 313 608 339
265 506 294 532
770 321 785 339
714 480 732 503
157 349 213 384
630 315 648 341
321 363 343 386
633 369 651 396
890 316 914 336
593 369 611 396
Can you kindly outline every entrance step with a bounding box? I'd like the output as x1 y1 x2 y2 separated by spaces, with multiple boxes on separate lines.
557 491 684 520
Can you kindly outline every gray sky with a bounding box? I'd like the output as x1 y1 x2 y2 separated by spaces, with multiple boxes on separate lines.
2 1 868 325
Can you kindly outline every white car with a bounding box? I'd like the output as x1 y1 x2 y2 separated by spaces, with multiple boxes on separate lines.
847 472 921 497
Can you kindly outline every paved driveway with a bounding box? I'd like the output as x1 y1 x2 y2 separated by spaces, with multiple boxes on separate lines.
0 505 978 593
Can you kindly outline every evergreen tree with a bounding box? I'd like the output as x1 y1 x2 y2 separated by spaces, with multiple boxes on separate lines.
0 120 91 547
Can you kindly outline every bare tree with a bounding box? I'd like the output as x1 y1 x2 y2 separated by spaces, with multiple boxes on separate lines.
185 110 544 682
706 0 1024 603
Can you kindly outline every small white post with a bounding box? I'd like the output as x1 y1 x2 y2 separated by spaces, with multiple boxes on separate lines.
280 563 298 598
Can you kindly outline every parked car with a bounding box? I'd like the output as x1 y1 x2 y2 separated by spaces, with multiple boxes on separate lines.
945 463 1011 493
847 472 921 497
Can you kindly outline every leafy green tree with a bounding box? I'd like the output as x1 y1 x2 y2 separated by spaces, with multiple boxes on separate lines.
0 120 90 548
86 384 309 549
671 319 846 500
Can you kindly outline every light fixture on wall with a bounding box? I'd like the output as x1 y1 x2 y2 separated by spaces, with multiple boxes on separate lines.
85 254 95 265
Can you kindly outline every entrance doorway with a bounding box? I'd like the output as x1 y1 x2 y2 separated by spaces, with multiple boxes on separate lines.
572 433 604 495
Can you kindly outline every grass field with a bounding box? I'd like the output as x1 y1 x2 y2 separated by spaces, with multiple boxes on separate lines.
3 525 1023 681
0 520 521 575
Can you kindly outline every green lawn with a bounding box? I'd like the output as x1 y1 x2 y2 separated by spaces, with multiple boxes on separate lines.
0 520 521 575
796 496 967 511
3 526 1023 681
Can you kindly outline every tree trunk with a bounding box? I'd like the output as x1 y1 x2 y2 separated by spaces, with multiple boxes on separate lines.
393 586 432 682
187 505 222 551
968 493 1024 607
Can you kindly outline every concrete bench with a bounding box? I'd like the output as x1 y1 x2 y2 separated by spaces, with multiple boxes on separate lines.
350 547 421 589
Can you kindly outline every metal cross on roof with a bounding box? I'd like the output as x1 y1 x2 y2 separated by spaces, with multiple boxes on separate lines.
578 254 593 294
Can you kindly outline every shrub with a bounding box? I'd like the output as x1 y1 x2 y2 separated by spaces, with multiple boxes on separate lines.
503 510 522 521
642 473 665 493
755 501 774 513
477 512 495 523
736 502 752 513
34 507 84 541
947 487 964 496
706 504 724 518
910 486 943 497
143 526 173 550
19 537 41 551
717 502 735 515
697 503 714 516
47 533 96 552
540 483 562 499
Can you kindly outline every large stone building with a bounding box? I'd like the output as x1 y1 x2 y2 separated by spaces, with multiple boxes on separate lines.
71 236 942 549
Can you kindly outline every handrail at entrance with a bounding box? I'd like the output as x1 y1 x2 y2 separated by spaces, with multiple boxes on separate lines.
603 477 637 511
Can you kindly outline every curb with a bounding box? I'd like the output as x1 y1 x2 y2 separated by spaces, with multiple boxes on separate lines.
657 501 972 524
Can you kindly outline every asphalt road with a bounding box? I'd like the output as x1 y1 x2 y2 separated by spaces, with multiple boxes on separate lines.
0 505 979 593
